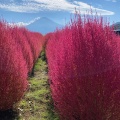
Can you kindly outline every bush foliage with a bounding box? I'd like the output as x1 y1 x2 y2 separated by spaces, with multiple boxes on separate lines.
46 14 120 120
0 21 43 110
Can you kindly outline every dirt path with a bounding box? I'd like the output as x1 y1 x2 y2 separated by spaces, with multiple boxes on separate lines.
0 57 59 120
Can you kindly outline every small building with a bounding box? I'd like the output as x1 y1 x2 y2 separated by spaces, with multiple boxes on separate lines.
113 29 120 35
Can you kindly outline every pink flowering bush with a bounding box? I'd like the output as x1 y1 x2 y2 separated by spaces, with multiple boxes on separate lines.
29 32 43 61
23 30 43 76
46 15 120 120
0 20 43 110
10 27 34 72
42 32 53 49
0 21 28 110
24 31 43 62
10 26 43 74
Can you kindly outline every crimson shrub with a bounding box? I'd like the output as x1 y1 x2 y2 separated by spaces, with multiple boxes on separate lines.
10 27 34 72
46 15 120 120
0 22 28 110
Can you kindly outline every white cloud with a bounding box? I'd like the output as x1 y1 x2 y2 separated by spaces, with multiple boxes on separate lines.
0 3 39 13
0 0 114 15
8 17 41 27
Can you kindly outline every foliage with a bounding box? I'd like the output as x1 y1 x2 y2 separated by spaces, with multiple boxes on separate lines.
17 54 59 120
0 21 43 110
0 21 28 110
46 14 120 120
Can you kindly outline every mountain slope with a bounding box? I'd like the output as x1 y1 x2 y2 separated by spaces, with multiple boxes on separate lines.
27 17 63 34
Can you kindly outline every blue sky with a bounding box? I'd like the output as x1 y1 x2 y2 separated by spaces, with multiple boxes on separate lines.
0 0 119 26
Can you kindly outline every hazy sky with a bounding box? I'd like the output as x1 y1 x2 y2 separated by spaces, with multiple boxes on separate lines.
0 0 119 26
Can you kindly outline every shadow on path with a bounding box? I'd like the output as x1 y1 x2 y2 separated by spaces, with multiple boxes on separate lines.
0 109 19 120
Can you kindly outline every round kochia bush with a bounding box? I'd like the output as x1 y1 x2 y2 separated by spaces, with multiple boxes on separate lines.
10 27 34 73
46 15 120 120
0 22 28 110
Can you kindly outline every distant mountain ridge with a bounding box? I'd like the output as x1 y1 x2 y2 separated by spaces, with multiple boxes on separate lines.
26 17 63 35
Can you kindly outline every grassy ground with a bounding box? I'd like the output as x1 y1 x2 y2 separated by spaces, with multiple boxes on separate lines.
17 52 59 120
0 51 59 120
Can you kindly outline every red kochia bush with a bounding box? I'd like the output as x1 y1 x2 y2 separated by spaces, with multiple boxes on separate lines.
0 22 28 110
46 15 120 120
42 32 53 49
24 31 43 63
10 27 43 74
10 27 34 72
29 32 43 60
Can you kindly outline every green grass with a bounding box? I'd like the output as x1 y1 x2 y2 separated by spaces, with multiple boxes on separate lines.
16 52 59 120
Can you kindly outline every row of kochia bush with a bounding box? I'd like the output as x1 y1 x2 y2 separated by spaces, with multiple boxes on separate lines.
46 14 120 120
0 21 43 110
